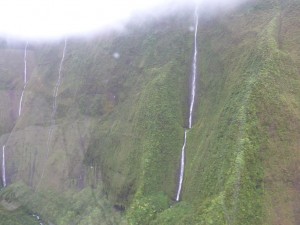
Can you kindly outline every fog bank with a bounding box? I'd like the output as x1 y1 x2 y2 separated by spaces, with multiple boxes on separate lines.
0 0 248 40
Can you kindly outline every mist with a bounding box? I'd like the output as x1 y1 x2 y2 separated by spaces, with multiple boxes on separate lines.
0 0 248 40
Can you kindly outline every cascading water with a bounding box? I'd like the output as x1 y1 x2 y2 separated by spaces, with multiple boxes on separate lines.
37 39 67 189
176 130 187 201
189 9 199 129
2 145 6 187
176 6 199 202
19 42 28 116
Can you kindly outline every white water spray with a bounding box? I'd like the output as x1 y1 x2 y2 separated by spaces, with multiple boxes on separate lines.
2 145 6 187
37 39 67 189
176 6 198 202
18 42 28 116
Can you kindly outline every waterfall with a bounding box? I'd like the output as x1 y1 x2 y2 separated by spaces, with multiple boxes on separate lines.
3 43 28 187
189 6 199 129
2 145 6 187
176 6 199 202
49 38 67 151
19 42 28 116
37 39 67 189
53 39 67 113
176 130 187 201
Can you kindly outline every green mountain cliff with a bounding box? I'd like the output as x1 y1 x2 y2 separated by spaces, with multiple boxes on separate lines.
0 0 300 224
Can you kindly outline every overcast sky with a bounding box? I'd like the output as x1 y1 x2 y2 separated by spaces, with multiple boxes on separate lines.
0 0 247 40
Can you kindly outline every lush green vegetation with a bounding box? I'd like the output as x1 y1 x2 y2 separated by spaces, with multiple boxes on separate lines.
0 0 300 224
0 182 125 224
0 201 40 225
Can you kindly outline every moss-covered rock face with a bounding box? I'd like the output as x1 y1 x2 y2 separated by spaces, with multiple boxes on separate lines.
0 0 300 224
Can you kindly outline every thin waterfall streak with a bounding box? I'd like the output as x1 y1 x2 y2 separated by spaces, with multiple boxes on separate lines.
188 7 199 129
50 38 67 153
18 90 24 116
53 39 67 113
37 39 67 190
2 145 6 187
176 130 187 201
19 42 29 117
176 6 198 201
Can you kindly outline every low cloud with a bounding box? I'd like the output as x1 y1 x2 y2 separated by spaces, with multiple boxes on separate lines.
0 0 248 40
